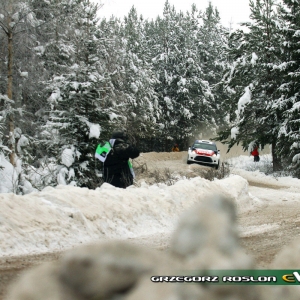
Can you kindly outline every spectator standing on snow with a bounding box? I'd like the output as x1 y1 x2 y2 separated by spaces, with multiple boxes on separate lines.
251 146 260 162
172 144 179 152
95 131 140 188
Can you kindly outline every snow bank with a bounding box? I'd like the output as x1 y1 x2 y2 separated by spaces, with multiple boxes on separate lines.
0 175 254 257
234 168 300 189
0 153 18 193
228 155 300 191
227 154 272 170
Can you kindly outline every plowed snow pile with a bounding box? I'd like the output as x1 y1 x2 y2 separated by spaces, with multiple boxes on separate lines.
0 174 253 257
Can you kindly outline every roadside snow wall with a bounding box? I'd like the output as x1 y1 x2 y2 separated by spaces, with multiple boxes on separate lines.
0 175 253 257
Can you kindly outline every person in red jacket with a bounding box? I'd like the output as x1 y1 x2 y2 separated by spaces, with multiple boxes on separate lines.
251 146 260 162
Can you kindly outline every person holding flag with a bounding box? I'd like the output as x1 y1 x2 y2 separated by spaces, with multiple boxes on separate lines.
95 131 140 188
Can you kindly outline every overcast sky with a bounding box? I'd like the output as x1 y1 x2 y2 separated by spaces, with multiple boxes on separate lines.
95 0 251 28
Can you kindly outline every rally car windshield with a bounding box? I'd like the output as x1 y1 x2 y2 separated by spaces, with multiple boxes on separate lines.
193 143 217 151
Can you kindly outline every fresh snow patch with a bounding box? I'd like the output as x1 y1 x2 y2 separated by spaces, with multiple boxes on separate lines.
231 127 239 139
34 46 45 55
72 82 79 90
61 147 80 167
20 72 28 78
109 113 118 121
293 153 300 163
47 91 60 104
89 123 101 139
251 52 258 65
130 82 138 93
177 77 186 86
17 135 29 154
237 86 252 117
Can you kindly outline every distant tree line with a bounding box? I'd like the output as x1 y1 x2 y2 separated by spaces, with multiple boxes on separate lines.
0 0 299 191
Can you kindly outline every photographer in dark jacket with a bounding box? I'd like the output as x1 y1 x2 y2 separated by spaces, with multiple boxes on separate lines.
103 131 140 188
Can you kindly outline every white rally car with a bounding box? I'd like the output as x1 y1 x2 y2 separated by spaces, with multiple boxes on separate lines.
187 140 220 169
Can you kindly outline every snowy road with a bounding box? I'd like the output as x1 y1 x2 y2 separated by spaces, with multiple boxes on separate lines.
240 182 300 268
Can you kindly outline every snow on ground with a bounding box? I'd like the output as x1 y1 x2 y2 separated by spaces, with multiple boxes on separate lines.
228 154 300 191
1 152 300 258
240 223 281 238
1 175 246 257
227 154 300 239
1 174 254 257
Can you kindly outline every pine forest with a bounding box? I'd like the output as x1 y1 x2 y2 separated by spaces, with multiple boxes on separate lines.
0 0 299 192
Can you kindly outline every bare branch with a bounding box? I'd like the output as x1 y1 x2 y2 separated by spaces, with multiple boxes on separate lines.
14 28 29 35
0 20 9 34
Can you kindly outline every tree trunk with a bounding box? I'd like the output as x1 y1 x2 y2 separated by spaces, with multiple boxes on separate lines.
7 28 15 166
272 141 281 172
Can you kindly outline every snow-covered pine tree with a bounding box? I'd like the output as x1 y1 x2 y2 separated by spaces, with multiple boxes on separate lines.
276 0 300 176
43 0 112 188
198 2 230 127
31 0 80 137
115 7 160 147
96 16 126 136
216 0 283 171
0 0 41 166
150 1 215 149
0 95 13 158
31 0 86 75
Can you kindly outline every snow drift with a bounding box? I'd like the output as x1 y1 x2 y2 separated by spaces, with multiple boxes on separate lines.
0 175 253 257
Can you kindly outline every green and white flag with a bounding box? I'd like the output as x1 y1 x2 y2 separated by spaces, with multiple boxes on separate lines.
95 141 112 163
128 160 135 179
95 140 135 178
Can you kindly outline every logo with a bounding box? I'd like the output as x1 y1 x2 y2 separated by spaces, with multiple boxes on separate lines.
195 149 214 156
150 271 300 285
282 272 300 283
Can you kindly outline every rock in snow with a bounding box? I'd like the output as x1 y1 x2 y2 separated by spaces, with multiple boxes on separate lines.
4 193 299 300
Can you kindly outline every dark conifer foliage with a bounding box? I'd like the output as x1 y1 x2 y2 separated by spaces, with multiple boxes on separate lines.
146 2 223 149
41 0 113 188
2 0 300 191
276 0 300 175
216 0 284 171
